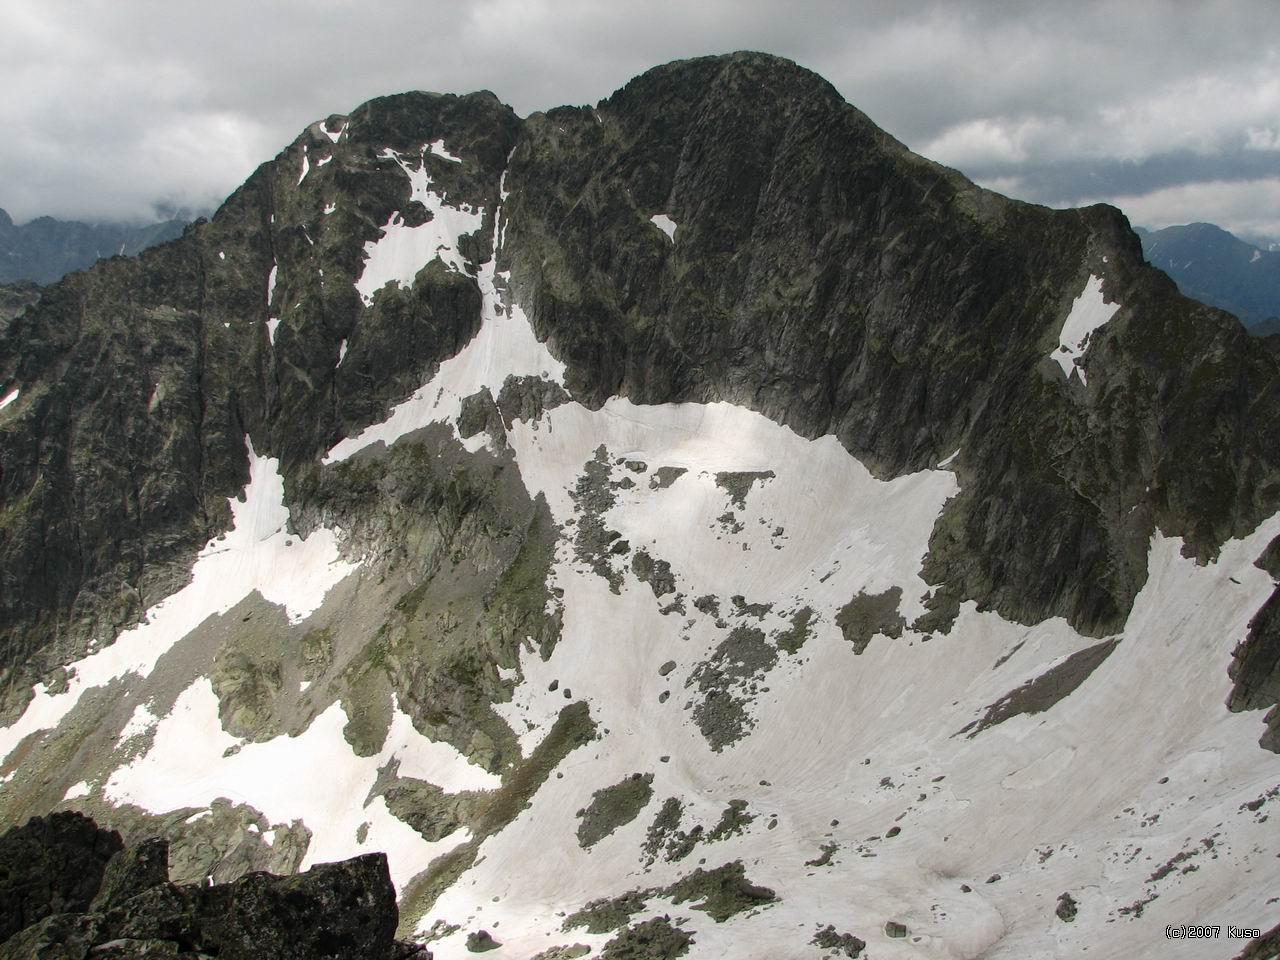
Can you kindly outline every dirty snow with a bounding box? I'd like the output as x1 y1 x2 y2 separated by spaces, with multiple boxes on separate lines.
1053 274 1120 384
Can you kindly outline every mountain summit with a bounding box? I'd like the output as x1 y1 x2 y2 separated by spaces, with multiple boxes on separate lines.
1 54 1277 958
1137 221 1280 334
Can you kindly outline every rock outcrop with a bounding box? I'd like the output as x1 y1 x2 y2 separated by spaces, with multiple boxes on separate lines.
0 814 413 960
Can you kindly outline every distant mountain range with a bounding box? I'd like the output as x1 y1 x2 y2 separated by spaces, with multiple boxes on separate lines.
1136 222 1280 336
0 207 186 286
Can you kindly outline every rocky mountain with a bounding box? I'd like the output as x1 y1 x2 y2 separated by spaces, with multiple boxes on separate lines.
0 208 187 286
0 282 40 326
1 53 1278 959
1137 222 1280 335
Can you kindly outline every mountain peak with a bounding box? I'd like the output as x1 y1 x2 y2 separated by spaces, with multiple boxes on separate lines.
1 58 1279 960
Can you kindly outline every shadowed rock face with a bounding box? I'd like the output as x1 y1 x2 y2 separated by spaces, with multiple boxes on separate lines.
0 56 1278 751
0 811 123 943
0 814 405 960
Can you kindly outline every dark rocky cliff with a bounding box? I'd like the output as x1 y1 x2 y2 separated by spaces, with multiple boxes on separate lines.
0 813 414 959
1 53 1278 745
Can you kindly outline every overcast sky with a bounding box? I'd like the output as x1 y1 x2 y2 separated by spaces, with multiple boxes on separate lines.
2 0 1277 241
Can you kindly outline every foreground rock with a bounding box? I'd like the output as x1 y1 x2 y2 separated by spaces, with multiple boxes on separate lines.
0 814 422 960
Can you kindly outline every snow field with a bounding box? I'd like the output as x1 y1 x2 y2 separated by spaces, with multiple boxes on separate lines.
1053 274 1120 384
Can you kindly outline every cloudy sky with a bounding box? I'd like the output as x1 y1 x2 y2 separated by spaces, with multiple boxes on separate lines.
3 0 1277 241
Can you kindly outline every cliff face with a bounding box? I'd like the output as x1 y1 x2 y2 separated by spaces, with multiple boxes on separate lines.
1 53 1279 958
5 53 1276 722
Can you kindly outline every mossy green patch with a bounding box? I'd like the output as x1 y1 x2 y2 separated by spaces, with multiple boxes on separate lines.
600 916 693 959
713 471 775 509
577 772 655 849
706 799 754 841
563 890 652 934
687 626 777 751
775 607 815 655
665 861 777 922
564 861 776 937
836 587 906 655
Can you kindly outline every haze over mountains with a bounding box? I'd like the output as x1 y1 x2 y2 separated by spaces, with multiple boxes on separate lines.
0 54 1277 959
1136 223 1280 336
0 207 187 286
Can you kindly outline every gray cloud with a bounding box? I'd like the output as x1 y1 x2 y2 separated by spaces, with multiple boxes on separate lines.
1 0 1276 240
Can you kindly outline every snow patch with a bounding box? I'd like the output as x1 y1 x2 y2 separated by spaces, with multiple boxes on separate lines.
353 148 483 305
321 120 345 144
0 388 19 411
297 150 309 185
650 213 678 241
117 702 160 744
327 179 563 463
63 780 90 801
337 339 348 366
427 139 463 163
104 680 495 889
1053 274 1120 385
323 202 336 216
0 442 357 766
266 317 281 346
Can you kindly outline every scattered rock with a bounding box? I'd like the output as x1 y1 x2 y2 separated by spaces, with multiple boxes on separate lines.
466 929 501 952
1056 892 1078 922
811 923 865 957
577 773 655 849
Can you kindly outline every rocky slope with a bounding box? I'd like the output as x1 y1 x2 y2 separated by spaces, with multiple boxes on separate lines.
1 53 1278 959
